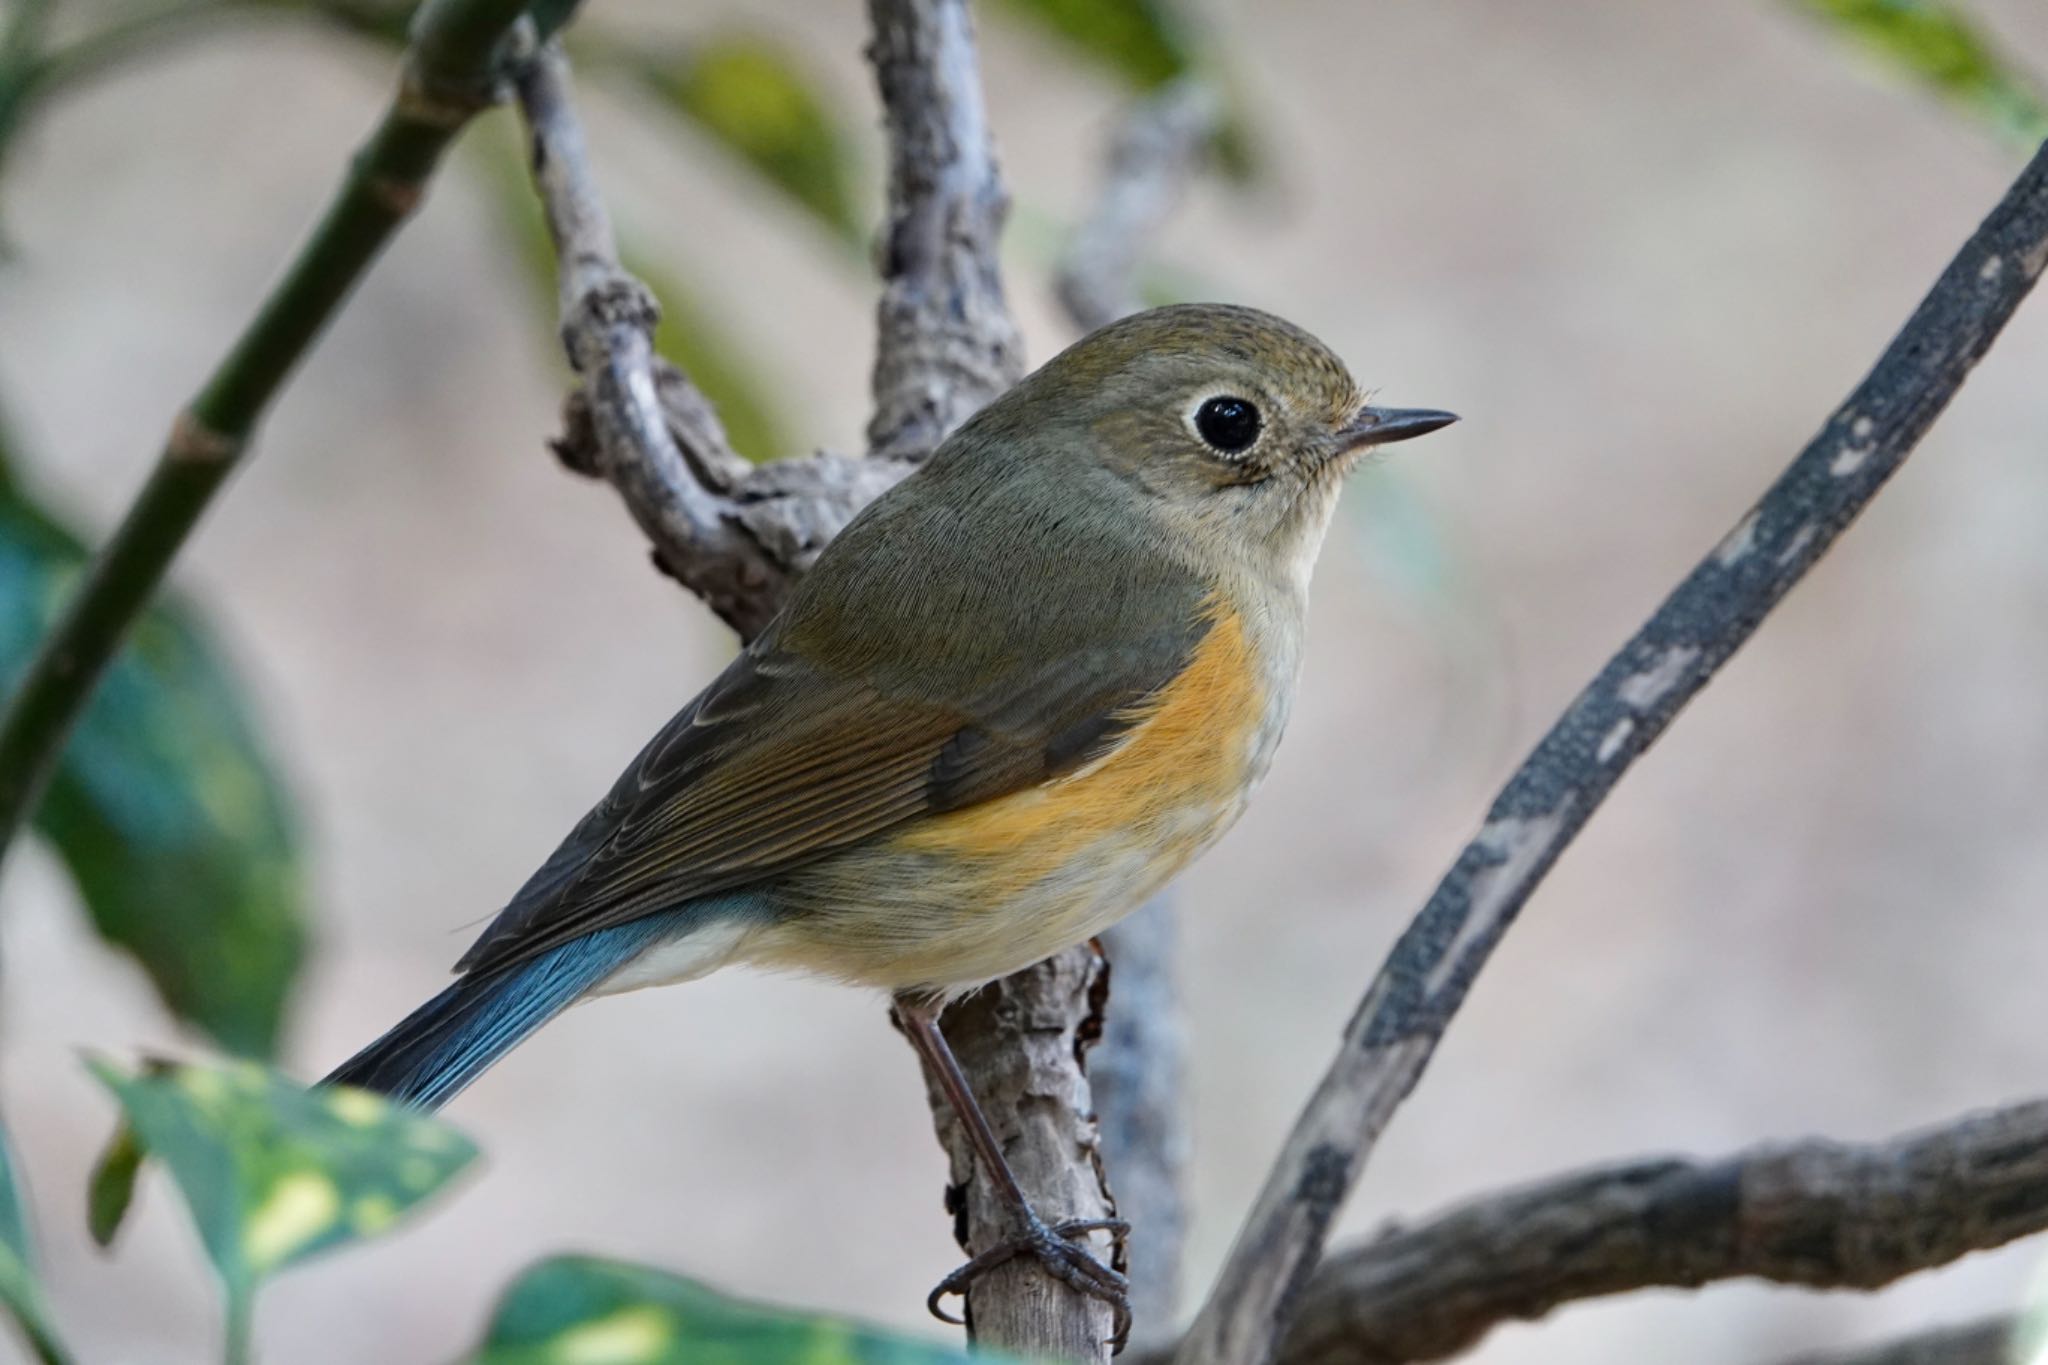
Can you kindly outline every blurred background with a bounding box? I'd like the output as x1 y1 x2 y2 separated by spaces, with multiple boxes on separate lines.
4 0 2048 1360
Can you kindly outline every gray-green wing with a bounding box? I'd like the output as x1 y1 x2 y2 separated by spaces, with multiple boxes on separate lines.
455 570 1207 977
454 436 1213 979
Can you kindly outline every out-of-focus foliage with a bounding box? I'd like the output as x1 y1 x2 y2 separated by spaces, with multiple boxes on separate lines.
0 421 304 1059
89 1059 475 1350
481 123 789 463
527 0 580 45
1792 0 2048 147
991 0 1255 180
268 0 409 47
991 0 1196 90
85 1124 143 1250
620 32 865 245
468 1256 997 1365
0 1122 71 1365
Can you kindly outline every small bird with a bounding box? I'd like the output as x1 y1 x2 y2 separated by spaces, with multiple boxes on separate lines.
325 303 1454 1336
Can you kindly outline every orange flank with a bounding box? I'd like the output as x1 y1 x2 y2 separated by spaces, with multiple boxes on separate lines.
892 598 1263 896
750 595 1274 992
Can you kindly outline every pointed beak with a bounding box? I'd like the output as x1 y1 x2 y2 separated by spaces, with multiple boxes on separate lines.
1337 405 1460 452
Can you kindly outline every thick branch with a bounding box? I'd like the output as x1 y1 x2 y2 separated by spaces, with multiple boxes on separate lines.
0 0 529 866
1266 1100 2048 1365
1178 140 2048 1365
909 946 1123 1361
1056 78 1220 333
864 0 1022 461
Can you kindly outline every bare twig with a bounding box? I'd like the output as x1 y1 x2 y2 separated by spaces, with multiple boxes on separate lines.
1258 1099 2048 1365
515 38 787 638
518 40 918 640
1056 78 1221 332
1176 139 2048 1365
1773 1319 2020 1365
864 0 1022 461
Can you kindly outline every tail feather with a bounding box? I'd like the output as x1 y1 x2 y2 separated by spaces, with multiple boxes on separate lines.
324 910 690 1109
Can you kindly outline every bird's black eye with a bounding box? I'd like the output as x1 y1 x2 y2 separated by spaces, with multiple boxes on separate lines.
1194 396 1262 455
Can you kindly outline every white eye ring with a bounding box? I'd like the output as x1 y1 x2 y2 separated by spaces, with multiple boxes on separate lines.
1184 390 1264 459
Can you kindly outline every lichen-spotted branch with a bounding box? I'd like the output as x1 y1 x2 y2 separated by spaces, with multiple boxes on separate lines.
1176 137 2048 1365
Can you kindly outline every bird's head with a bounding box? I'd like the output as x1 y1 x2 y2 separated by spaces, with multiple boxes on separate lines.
960 303 1457 591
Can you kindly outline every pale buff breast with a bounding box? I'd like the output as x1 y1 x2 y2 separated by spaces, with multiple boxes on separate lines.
742 601 1297 994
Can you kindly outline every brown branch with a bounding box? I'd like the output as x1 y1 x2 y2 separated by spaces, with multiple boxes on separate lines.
1774 1318 2019 1365
909 946 1124 1361
1056 78 1221 333
1259 1100 2048 1365
864 0 1023 461
1175 139 2048 1365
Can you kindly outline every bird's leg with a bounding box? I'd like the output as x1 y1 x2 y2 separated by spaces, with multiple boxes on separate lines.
894 995 1132 1349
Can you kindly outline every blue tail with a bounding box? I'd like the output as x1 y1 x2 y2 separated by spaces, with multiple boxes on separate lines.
323 910 692 1110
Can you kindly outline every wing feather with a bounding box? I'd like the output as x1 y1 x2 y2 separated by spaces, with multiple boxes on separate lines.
452 447 1213 979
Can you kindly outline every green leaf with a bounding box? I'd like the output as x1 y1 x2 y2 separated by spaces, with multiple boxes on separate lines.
991 0 1196 89
621 32 865 245
468 1256 998 1365
0 419 305 1058
88 1058 476 1339
85 1123 143 1248
477 119 789 463
1790 0 2048 147
0 1120 74 1365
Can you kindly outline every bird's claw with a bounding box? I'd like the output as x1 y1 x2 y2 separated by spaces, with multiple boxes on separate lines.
927 1214 1133 1350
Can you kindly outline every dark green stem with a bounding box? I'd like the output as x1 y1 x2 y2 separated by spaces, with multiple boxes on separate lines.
0 0 54 177
0 0 534 864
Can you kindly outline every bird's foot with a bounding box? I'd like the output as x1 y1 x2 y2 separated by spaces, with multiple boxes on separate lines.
927 1212 1132 1350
